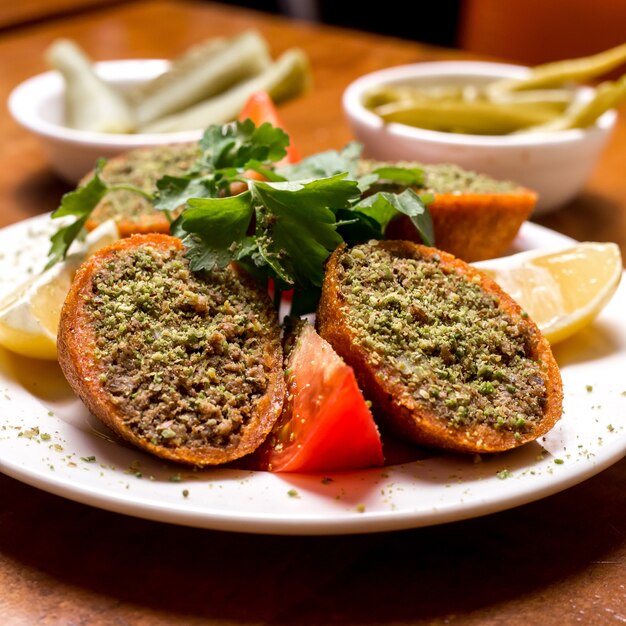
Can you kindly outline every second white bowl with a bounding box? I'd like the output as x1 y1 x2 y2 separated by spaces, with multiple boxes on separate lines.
343 61 617 214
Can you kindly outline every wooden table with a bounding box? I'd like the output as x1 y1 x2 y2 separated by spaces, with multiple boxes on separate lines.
0 0 125 30
1 2 625 624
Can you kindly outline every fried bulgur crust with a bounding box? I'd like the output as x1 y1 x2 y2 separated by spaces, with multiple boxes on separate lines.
317 240 563 454
58 234 285 466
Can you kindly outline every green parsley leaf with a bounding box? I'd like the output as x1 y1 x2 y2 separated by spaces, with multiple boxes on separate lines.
243 159 286 182
46 160 109 269
46 121 294 272
249 175 358 286
351 193 400 233
199 120 289 169
178 174 359 290
153 174 218 212
372 165 425 187
355 173 380 193
354 188 435 246
275 144 423 194
180 191 254 271
335 209 386 244
276 142 363 181
46 118 438 318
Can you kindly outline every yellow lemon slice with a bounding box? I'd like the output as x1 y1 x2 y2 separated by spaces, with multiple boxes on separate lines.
0 221 119 360
474 242 623 344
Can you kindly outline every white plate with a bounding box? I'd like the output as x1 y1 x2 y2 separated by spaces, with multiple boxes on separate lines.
1 215 625 535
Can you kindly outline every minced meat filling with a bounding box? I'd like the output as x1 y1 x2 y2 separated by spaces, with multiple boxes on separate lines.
86 245 275 450
338 244 547 434
91 144 200 223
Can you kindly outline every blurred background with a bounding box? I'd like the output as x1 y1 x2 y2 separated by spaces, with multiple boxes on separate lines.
232 0 463 49
242 0 626 66
2 0 626 65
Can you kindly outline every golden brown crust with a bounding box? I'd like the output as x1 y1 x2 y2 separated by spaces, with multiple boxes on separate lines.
57 234 285 466
316 240 562 454
386 190 537 262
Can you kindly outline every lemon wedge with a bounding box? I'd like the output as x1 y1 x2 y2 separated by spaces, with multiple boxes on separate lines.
474 242 623 344
0 221 119 360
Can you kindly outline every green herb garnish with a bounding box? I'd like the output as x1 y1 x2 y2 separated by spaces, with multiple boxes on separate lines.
198 118 289 170
47 159 155 269
372 165 425 187
46 120 434 313
153 174 218 213
350 188 434 245
46 160 108 269
276 142 361 181
180 175 358 279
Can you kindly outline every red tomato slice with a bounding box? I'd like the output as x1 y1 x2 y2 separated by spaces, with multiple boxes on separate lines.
257 322 384 472
238 91 301 164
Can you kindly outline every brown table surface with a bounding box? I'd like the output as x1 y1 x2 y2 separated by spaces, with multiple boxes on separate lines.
1 1 625 624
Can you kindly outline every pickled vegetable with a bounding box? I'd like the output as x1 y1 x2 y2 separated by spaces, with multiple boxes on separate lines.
141 49 311 133
130 31 272 126
45 39 134 133
371 93 563 134
520 73 626 132
45 33 310 136
363 42 626 135
488 42 626 97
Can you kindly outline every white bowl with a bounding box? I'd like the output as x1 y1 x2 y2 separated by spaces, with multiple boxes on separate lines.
343 61 617 214
8 59 204 184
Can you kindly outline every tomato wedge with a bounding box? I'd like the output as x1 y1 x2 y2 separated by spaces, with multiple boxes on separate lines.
256 321 384 472
238 91 301 164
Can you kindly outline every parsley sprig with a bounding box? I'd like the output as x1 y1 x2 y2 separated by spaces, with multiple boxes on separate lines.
178 174 359 283
47 120 290 266
46 159 152 269
47 120 434 313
